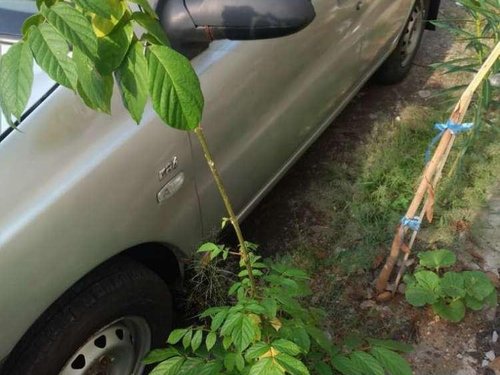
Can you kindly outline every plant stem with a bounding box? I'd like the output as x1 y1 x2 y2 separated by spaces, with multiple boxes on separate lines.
194 126 257 296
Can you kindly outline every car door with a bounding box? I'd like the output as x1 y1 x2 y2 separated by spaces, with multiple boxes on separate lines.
357 0 414 73
189 0 365 238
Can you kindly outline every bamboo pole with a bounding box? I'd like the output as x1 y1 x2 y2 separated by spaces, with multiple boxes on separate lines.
375 41 500 293
391 139 454 294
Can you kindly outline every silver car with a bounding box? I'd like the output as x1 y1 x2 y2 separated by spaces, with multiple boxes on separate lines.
0 0 439 373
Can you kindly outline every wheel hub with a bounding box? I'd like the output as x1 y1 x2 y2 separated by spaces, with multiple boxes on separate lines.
400 1 424 67
59 317 151 375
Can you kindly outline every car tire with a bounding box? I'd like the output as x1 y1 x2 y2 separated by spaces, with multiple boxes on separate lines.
374 0 426 85
2 257 172 375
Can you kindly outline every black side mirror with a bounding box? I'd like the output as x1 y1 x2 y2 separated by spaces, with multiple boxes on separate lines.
158 0 315 46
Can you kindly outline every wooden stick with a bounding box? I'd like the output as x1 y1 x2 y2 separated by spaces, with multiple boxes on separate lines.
392 138 454 294
376 41 500 293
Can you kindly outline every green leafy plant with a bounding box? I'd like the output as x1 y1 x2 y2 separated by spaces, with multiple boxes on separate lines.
0 1 415 373
0 0 203 131
430 0 499 179
404 249 496 322
145 242 413 375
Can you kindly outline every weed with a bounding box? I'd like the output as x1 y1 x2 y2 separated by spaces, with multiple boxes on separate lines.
404 249 496 322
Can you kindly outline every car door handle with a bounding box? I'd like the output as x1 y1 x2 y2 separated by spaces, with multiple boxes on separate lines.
157 172 185 204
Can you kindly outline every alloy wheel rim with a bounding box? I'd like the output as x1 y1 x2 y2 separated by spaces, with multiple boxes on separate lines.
59 316 151 375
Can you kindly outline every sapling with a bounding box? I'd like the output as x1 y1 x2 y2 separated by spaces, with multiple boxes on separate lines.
0 1 414 373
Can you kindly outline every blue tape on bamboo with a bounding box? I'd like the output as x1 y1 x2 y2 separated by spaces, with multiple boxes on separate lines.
425 120 474 163
400 216 422 232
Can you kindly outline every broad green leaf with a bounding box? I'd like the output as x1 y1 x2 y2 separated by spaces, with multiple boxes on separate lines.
116 40 148 123
199 306 228 318
209 246 223 260
414 270 440 292
235 352 245 371
29 23 77 90
464 294 484 311
97 21 133 74
371 347 413 375
150 357 185 375
231 314 256 351
74 0 126 19
178 357 205 375
432 299 466 322
90 1 128 37
403 274 417 288
315 362 333 375
405 286 437 307
441 272 466 298
417 249 456 270
350 351 384 375
198 242 219 253
182 328 193 349
91 14 118 37
223 335 232 350
305 326 334 355
331 355 362 375
228 282 242 296
73 47 114 113
191 329 203 352
143 348 180 365
167 328 189 345
42 2 98 59
220 312 242 336
283 268 309 280
132 12 169 45
205 331 217 351
273 293 305 317
484 290 497 308
129 0 159 18
261 298 278 319
223 353 236 371
36 0 57 9
366 338 413 353
276 353 309 375
245 302 267 314
197 362 224 375
281 325 310 353
210 310 228 331
272 339 302 356
249 358 284 375
245 342 271 360
147 45 203 131
463 271 495 300
22 14 44 39
343 335 363 350
0 41 33 122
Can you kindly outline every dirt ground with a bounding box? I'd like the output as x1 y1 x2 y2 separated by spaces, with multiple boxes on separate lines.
241 2 500 374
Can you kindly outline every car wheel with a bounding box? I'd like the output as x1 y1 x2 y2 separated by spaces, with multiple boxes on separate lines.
2 257 172 375
374 0 426 85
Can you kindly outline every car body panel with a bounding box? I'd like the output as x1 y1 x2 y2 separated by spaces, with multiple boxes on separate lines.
192 0 362 235
358 0 414 70
0 0 429 364
0 88 201 360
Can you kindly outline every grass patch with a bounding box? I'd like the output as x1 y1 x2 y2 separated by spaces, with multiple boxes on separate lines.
269 99 499 338
279 100 499 271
